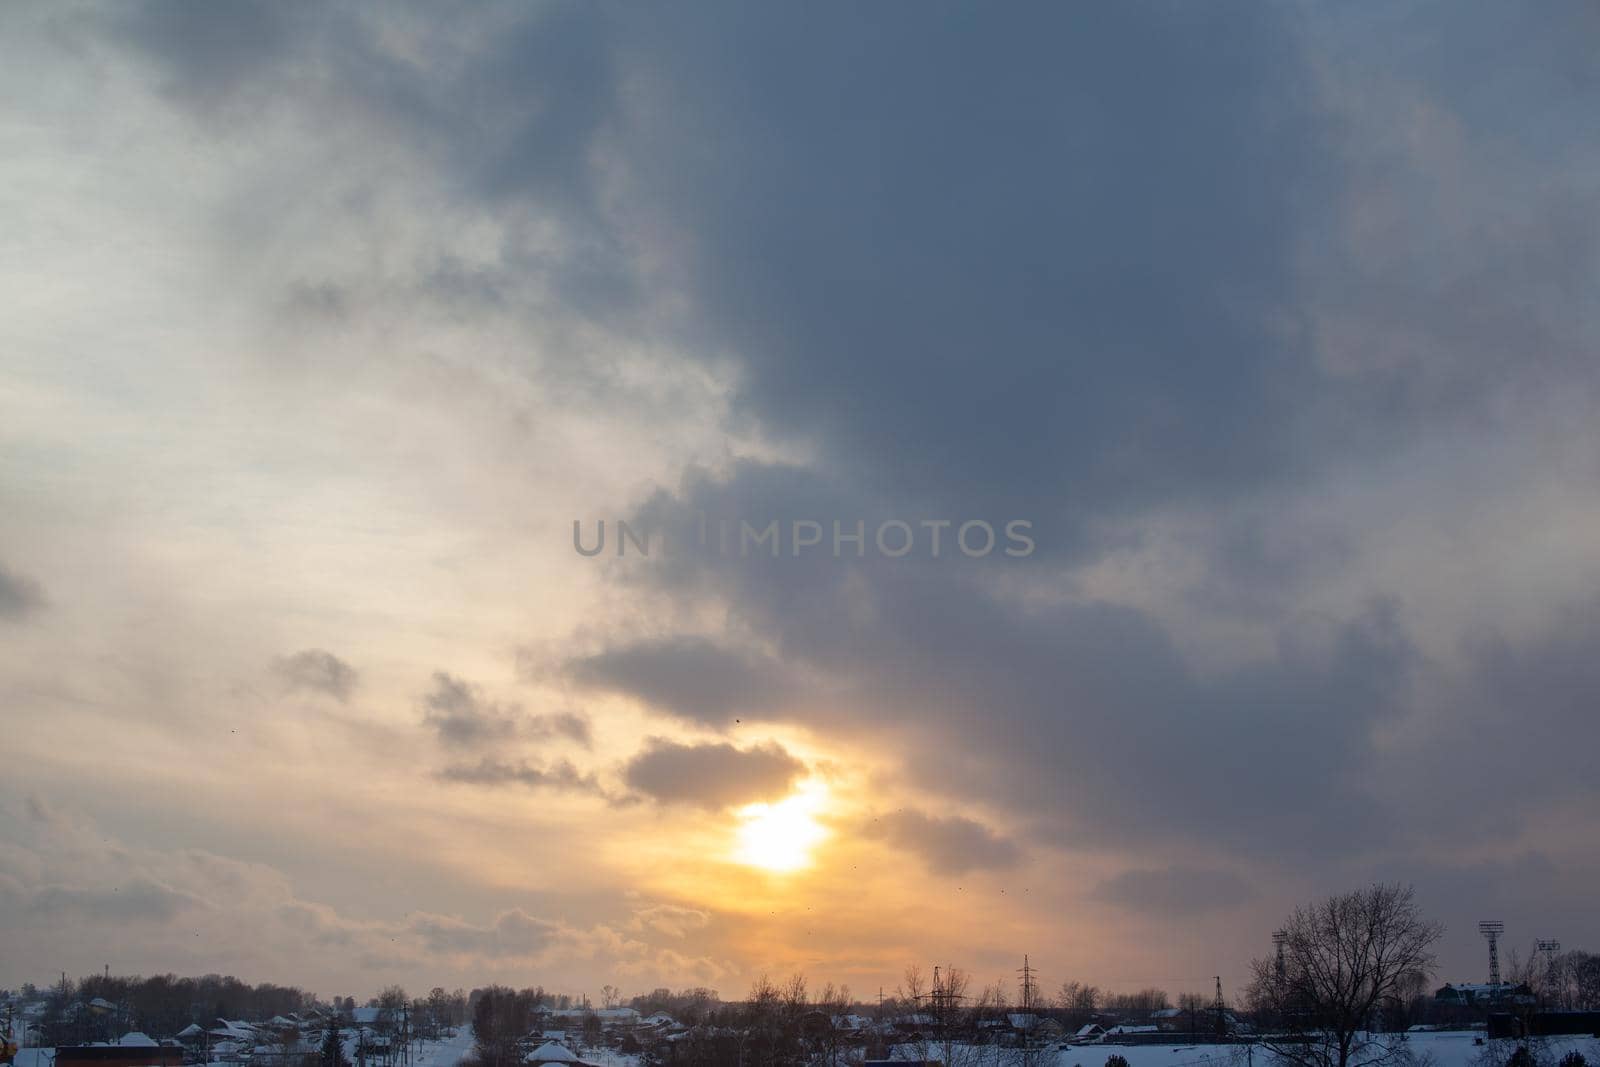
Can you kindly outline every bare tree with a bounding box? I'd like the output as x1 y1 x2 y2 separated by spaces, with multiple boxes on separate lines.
1249 883 1443 1067
1177 992 1208 1034
1103 989 1169 1017
898 966 928 1006
1055 981 1099 1027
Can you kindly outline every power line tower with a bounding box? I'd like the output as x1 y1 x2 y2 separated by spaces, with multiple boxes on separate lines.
1017 957 1040 1067
927 966 965 1067
1213 977 1227 1037
1479 922 1505 988
1018 956 1038 1012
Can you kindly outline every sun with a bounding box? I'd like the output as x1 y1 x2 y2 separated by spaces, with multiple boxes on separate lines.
734 783 829 872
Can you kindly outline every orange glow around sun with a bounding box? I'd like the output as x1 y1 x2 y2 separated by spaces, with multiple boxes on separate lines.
733 782 830 872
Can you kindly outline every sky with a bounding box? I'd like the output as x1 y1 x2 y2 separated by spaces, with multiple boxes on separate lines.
2 0 1599 1006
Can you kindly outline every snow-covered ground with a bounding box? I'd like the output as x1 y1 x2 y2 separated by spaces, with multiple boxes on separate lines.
1043 1033 1600 1067
411 1028 478 1067
894 1033 1600 1067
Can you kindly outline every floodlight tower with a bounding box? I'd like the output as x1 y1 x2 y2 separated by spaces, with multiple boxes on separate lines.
1479 921 1505 987
1537 939 1561 995
1273 930 1288 984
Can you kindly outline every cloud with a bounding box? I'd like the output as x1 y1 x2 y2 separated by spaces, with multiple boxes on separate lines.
421 672 521 747
270 648 358 702
436 757 605 797
109 0 301 113
566 636 789 727
863 810 1021 876
408 907 564 958
601 461 1419 857
629 903 712 939
0 791 710 987
421 672 593 749
0 563 44 621
603 3 1338 546
1091 867 1255 916
25 876 210 923
622 738 804 809
4 0 1600 994
530 710 593 748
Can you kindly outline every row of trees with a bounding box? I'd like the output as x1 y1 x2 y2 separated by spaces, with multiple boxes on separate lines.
27 973 319 1045
16 975 473 1047
1507 948 1600 1012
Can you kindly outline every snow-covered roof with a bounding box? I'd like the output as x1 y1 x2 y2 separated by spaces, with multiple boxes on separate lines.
1008 1014 1038 1030
177 1025 206 1038
1075 1024 1105 1038
527 1042 580 1064
119 1033 159 1047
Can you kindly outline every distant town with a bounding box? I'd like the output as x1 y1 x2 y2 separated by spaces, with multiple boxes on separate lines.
5 889 1598 1067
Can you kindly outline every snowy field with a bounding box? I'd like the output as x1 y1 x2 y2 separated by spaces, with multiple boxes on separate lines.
410 1028 478 1067
1042 1034 1600 1067
10 1029 1596 1067
886 1033 1600 1067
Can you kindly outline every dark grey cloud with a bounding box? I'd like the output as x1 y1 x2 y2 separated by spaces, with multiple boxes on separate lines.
271 648 358 702
0 563 45 621
601 460 1417 857
437 757 604 797
622 738 804 810
1092 867 1255 916
421 671 593 749
23 877 208 924
608 2 1331 544
1387 595 1600 841
863 810 1021 876
566 636 790 727
1186 515 1355 620
610 3 1598 550
422 671 521 747
103 2 1599 512
110 0 301 111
